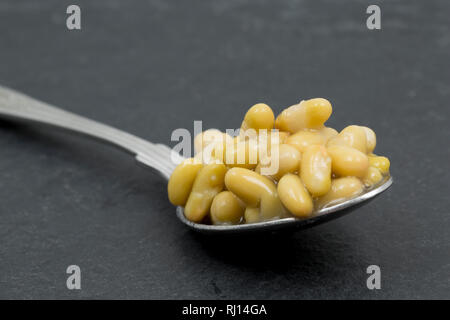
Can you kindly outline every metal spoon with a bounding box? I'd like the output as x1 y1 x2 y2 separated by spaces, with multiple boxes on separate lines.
0 86 392 234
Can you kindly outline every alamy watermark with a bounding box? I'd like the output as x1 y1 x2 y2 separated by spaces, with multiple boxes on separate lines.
66 5 81 30
66 265 81 290
170 121 280 175
64 5 379 32
366 265 381 289
366 5 381 30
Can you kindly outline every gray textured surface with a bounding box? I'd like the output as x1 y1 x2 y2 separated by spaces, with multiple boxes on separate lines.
0 0 449 299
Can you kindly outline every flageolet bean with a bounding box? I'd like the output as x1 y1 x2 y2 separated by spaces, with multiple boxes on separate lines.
254 134 288 178
222 140 259 169
327 125 368 153
368 155 390 175
275 98 332 133
184 163 227 223
211 191 245 225
339 125 368 153
277 131 291 144
363 166 383 187
317 177 364 208
244 207 261 224
301 145 332 197
208 137 241 166
320 127 339 142
169 97 390 226
277 174 313 218
285 130 326 153
240 103 275 133
258 144 301 180
208 139 231 164
168 158 203 206
327 145 369 178
195 136 232 164
194 129 227 154
261 131 290 149
361 126 376 154
225 168 287 221
194 149 221 165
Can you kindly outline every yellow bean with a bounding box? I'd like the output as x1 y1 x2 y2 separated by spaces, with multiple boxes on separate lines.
208 137 243 166
184 163 227 223
341 125 368 153
285 130 326 153
197 133 234 163
222 140 259 169
254 164 277 185
168 158 203 206
224 168 287 221
301 145 332 197
258 144 301 180
193 150 220 165
275 98 332 133
195 137 232 164
257 130 290 156
244 207 261 224
277 174 313 218
240 103 275 133
320 127 339 142
211 191 245 225
363 166 383 187
368 155 390 175
327 125 367 153
209 139 231 163
277 131 291 144
194 129 227 154
317 177 364 209
361 126 376 154
327 145 369 178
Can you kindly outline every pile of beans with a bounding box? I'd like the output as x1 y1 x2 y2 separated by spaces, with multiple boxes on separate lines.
168 99 390 225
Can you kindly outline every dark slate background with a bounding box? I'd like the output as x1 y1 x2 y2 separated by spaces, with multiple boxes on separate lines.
0 0 449 299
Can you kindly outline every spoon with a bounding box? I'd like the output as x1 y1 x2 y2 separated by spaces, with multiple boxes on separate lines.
0 85 392 234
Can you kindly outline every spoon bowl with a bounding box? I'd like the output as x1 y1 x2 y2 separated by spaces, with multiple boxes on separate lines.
176 176 392 234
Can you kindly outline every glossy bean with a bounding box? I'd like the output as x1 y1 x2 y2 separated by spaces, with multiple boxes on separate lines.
277 174 314 218
327 145 369 178
211 191 245 225
368 155 390 175
327 125 367 153
286 130 327 153
317 177 364 209
225 168 287 221
258 144 301 180
275 98 332 133
244 207 261 224
168 158 203 206
301 145 332 197
363 166 383 187
184 163 227 222
240 103 275 133
194 129 226 154
361 126 376 154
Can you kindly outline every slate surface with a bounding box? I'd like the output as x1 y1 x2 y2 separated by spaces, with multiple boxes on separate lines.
0 0 449 299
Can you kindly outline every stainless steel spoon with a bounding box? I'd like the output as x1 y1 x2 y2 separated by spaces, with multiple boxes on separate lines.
0 85 392 235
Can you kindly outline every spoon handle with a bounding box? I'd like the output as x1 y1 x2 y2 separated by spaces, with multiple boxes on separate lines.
0 86 181 179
